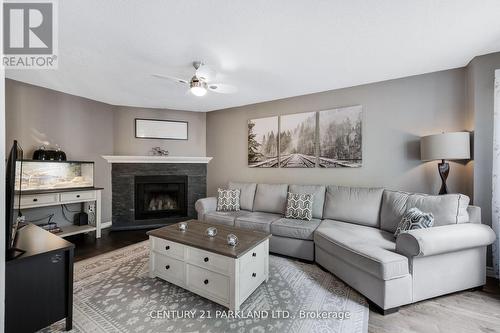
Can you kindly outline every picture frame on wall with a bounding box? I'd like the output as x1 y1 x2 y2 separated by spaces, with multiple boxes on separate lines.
318 105 362 168
248 116 279 167
135 118 188 140
279 111 317 168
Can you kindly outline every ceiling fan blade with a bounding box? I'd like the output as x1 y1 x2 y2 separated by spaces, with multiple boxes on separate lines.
207 83 237 94
152 74 189 85
195 64 216 82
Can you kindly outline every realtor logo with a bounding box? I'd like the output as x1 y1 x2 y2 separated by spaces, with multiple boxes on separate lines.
2 0 58 69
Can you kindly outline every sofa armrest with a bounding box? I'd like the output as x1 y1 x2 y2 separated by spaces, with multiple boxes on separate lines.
467 205 481 223
396 223 495 257
195 197 217 221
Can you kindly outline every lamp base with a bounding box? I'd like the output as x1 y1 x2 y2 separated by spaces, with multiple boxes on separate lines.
438 159 449 195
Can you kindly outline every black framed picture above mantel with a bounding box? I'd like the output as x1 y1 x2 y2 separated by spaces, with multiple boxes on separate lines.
135 118 189 140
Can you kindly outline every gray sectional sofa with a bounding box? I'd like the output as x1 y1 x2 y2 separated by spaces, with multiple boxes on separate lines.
195 182 496 313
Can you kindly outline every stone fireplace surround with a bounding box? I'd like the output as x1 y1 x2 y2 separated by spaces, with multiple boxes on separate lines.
103 156 212 230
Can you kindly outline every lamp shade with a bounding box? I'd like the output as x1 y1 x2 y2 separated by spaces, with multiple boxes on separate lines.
420 132 470 161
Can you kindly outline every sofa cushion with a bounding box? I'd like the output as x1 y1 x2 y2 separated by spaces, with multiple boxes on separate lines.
253 183 289 214
288 184 326 219
380 190 410 233
323 185 384 227
205 210 250 227
228 182 257 211
271 218 321 240
235 212 282 232
314 220 409 280
406 193 469 226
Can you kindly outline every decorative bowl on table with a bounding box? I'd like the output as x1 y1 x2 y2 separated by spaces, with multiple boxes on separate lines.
227 234 238 247
206 227 217 237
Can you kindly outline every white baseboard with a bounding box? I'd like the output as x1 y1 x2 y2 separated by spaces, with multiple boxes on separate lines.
101 221 112 229
486 266 498 278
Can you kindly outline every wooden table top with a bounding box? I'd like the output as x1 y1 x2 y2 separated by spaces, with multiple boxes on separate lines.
147 220 271 258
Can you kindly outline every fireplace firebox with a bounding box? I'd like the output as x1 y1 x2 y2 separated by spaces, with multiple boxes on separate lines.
134 175 187 220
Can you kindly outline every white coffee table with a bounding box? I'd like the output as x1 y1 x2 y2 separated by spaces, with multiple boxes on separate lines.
148 220 271 311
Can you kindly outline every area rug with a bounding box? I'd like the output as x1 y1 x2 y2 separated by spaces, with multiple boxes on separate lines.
43 241 369 333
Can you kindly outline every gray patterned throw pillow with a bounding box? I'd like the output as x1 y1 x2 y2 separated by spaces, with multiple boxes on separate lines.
216 188 241 212
285 192 313 221
394 207 434 237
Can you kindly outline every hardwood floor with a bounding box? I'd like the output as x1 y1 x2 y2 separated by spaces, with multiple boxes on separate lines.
65 227 149 261
65 229 500 333
368 278 500 333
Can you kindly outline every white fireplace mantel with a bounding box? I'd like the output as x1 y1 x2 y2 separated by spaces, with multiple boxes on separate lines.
102 155 213 164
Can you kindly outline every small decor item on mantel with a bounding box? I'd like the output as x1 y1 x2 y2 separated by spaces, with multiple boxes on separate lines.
150 146 169 156
227 233 238 247
178 222 188 231
206 226 217 237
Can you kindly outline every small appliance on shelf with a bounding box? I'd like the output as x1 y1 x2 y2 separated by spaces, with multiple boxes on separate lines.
32 144 67 161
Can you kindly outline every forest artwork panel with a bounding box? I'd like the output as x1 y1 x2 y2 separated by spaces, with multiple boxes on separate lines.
279 111 317 168
248 116 279 167
319 105 362 168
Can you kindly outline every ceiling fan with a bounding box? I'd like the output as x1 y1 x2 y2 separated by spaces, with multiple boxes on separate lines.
153 61 237 97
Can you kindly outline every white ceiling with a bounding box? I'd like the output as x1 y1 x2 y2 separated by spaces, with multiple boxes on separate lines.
6 0 500 112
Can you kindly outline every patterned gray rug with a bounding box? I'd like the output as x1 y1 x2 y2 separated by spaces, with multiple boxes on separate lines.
43 241 368 333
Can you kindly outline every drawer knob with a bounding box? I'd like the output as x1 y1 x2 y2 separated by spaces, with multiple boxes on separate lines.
33 198 38 202
204 257 209 262
165 265 170 270
76 194 81 198
165 245 170 250
204 279 209 285
252 272 256 278
252 252 256 257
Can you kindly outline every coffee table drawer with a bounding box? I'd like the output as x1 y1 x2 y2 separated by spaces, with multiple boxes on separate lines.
240 241 266 271
240 255 266 301
153 254 185 284
151 237 184 260
186 264 229 302
186 247 231 274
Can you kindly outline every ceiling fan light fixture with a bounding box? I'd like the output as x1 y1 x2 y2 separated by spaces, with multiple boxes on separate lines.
190 86 207 96
190 77 207 97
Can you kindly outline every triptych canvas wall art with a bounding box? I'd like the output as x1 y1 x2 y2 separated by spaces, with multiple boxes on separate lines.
248 105 362 168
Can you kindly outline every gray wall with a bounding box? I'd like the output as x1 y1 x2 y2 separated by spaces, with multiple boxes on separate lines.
5 79 208 224
6 79 115 223
467 52 500 267
206 68 470 197
113 106 206 156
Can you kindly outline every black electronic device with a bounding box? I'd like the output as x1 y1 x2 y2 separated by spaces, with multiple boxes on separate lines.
6 140 25 260
74 212 89 226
